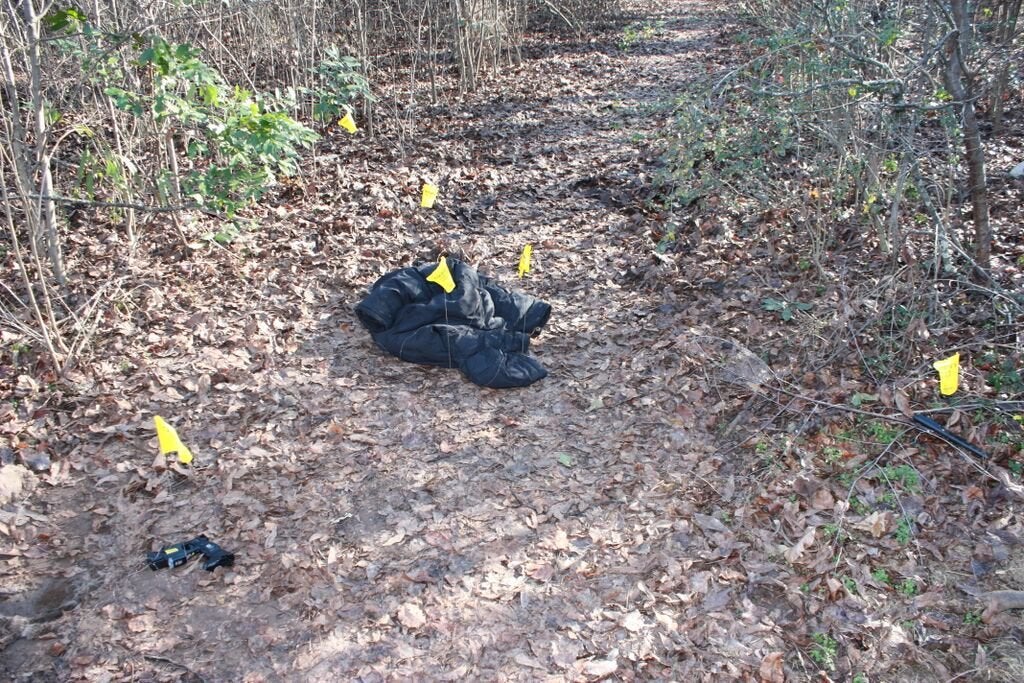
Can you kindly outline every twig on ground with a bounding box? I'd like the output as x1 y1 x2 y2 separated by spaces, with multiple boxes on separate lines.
143 654 207 682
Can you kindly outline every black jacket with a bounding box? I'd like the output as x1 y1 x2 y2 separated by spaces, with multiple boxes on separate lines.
355 259 552 388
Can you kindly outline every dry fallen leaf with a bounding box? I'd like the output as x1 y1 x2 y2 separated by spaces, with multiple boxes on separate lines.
513 651 545 669
526 562 555 582
381 530 406 547
127 613 155 633
541 528 571 551
759 651 784 683
620 610 644 632
264 522 278 548
397 602 427 629
962 485 985 503
895 389 912 417
854 510 894 538
151 452 167 471
810 487 834 510
784 526 817 564
0 465 33 505
584 657 618 677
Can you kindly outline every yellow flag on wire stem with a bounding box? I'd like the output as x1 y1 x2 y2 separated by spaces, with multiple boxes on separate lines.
518 244 532 278
153 416 193 465
933 353 960 396
427 256 456 293
338 111 357 134
421 183 438 208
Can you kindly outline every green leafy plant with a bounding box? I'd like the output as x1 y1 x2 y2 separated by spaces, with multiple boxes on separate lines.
44 6 87 32
304 47 373 123
105 37 317 216
810 632 838 670
821 446 843 465
867 422 900 445
841 576 858 594
619 20 663 50
881 464 920 492
984 358 1024 396
850 392 879 407
894 516 913 545
761 297 813 321
898 578 918 596
871 568 891 585
754 439 782 469
963 610 982 626
207 222 243 245
848 495 870 515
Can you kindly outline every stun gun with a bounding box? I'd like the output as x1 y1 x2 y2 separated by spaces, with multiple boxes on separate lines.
147 535 235 572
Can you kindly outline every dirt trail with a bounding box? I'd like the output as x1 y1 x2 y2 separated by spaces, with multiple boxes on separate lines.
1 3 792 680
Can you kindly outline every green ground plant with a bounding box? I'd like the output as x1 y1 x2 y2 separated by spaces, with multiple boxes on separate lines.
761 297 813 322
979 352 1024 396
619 20 664 50
848 495 870 515
894 516 913 545
810 632 838 670
821 446 843 466
881 464 920 492
867 422 901 446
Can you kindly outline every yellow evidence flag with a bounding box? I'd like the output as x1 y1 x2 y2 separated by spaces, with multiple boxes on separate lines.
427 256 456 293
518 244 532 278
154 416 194 465
338 112 357 134
421 183 438 208
932 353 960 396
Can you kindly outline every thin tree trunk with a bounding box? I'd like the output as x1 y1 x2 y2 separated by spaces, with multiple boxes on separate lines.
943 0 991 274
22 0 67 285
990 0 1021 133
0 150 63 370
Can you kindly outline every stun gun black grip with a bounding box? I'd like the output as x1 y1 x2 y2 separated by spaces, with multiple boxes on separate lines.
195 539 235 571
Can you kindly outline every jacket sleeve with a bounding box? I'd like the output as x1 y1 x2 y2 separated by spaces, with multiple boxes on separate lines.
460 347 548 388
481 282 552 335
355 268 430 334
